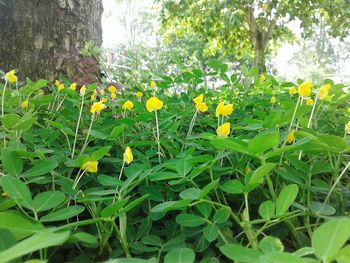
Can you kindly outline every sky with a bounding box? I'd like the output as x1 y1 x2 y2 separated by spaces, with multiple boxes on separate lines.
102 0 350 84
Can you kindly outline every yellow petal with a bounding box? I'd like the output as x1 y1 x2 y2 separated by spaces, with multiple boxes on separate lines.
21 100 29 109
146 97 164 112
286 130 295 143
150 81 157 88
195 102 208 112
122 100 134 110
193 94 204 104
136 91 143 98
298 81 312 97
90 102 106 113
270 96 276 104
81 161 98 173
216 122 230 137
108 85 117 93
306 97 314 106
124 146 133 164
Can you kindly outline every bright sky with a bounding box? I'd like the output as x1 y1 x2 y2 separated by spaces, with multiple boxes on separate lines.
102 0 350 84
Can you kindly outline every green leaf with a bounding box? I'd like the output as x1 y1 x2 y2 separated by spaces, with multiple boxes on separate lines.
312 218 350 261
40 205 85 222
199 180 218 198
176 156 193 176
179 188 200 200
170 53 184 69
90 146 112 161
0 229 17 252
310 201 336 216
176 213 206 227
259 236 284 254
69 232 97 245
259 252 303 263
32 191 65 212
196 203 212 218
258 200 275 220
0 230 70 262
1 114 20 129
22 160 58 178
213 207 230 224
220 179 244 194
219 244 262 262
1 148 23 176
151 200 191 213
248 163 276 186
164 247 195 263
119 195 149 214
0 176 33 209
203 224 219 242
248 131 280 154
275 184 299 215
0 211 44 240
101 199 129 218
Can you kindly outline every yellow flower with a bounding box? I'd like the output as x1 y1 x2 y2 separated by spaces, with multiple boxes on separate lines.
260 74 265 82
215 102 233 117
306 97 314 106
345 121 350 134
81 161 98 173
289 87 297 95
5 70 17 83
122 100 134 110
21 100 29 109
100 89 105 96
135 91 143 98
111 92 117 99
108 85 117 93
55 80 60 87
91 90 97 101
317 84 331 100
270 96 276 104
69 83 77 91
80 85 86 97
101 97 108 103
195 102 208 112
150 81 157 88
1 192 9 197
193 94 204 104
38 90 44 96
216 122 230 137
91 95 96 101
90 101 105 114
146 97 164 112
123 146 133 164
298 81 312 97
58 84 64 92
286 130 295 143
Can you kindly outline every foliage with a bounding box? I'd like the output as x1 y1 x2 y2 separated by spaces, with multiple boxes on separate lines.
0 58 350 262
159 0 350 69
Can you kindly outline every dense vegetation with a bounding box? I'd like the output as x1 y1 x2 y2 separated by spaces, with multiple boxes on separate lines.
0 59 350 263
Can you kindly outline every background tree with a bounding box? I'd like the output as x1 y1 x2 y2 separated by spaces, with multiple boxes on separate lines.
0 0 103 80
159 0 350 72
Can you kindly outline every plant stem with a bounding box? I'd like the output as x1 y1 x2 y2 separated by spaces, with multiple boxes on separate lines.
79 112 95 156
1 81 8 118
112 221 131 258
72 169 86 189
71 96 85 158
155 110 161 163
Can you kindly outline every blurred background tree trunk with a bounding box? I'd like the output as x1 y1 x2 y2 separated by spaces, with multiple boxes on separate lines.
0 0 103 80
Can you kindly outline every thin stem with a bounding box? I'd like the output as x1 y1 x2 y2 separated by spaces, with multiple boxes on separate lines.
72 169 86 189
323 161 350 205
187 109 198 137
79 113 95 156
71 96 85 158
299 96 318 160
155 110 161 164
56 94 67 111
288 96 300 132
1 81 8 117
112 221 131 258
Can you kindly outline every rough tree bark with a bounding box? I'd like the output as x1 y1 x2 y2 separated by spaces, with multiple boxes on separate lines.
0 0 103 80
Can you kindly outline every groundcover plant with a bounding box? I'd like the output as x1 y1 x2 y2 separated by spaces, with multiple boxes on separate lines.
0 60 350 263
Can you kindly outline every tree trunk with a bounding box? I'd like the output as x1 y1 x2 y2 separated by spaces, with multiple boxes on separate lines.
253 32 267 73
0 0 103 80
